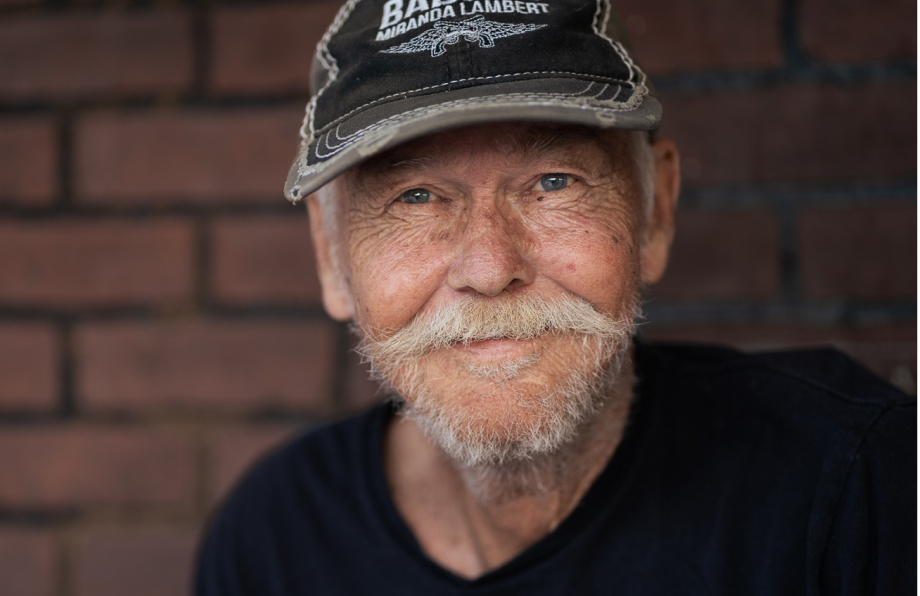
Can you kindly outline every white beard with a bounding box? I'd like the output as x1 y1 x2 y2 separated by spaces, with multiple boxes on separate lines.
358 293 639 471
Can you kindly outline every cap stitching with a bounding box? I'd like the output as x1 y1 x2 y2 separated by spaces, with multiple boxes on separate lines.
313 86 646 160
317 70 637 134
592 0 645 88
327 82 609 147
614 41 644 88
300 0 364 142
323 82 603 149
316 90 646 159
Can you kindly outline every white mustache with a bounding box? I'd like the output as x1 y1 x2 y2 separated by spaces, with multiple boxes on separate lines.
358 293 635 362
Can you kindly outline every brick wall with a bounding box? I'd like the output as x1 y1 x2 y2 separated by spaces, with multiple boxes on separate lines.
0 0 914 593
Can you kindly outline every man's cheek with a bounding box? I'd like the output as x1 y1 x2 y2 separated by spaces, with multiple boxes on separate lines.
538 217 638 268
350 249 452 332
537 236 639 311
350 204 461 255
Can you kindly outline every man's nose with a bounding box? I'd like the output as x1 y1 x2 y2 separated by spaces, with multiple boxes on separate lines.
447 199 535 296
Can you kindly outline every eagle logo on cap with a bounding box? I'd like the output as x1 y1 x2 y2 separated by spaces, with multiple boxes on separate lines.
381 15 545 57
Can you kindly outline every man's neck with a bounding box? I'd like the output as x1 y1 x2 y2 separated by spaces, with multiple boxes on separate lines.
383 362 635 579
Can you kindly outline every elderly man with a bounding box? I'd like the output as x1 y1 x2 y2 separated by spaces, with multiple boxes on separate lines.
196 0 915 593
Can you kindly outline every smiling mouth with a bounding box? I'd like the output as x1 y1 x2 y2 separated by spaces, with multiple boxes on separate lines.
452 339 543 381
452 337 542 359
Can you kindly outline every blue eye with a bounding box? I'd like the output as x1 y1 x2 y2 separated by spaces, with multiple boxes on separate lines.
400 188 431 204
539 174 569 192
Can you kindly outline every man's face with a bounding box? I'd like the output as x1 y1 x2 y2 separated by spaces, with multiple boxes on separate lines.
311 123 675 465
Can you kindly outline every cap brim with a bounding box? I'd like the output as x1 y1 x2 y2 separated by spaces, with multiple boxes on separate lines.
284 77 661 201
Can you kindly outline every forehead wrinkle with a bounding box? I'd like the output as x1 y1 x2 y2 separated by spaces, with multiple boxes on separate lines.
495 125 627 179
348 153 441 191
503 126 599 157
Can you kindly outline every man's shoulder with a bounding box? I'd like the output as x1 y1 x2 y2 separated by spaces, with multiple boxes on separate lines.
635 340 916 504
196 405 393 594
226 404 388 507
641 340 912 408
638 341 915 452
630 342 915 592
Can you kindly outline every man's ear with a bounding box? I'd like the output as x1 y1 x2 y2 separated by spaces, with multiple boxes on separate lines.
639 137 681 286
306 192 355 321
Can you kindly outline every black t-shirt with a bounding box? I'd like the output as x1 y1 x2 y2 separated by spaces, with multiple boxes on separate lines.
196 344 916 595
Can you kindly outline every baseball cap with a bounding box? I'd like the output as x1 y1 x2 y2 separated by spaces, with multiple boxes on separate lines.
284 0 660 201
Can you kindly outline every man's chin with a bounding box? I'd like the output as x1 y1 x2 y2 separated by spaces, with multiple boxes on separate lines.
402 393 592 467
393 346 623 467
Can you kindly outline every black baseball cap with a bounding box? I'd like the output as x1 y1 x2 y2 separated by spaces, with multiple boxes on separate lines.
284 0 660 201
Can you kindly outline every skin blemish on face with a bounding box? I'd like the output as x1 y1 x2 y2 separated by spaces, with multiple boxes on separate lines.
537 196 544 201
612 236 620 244
566 263 576 272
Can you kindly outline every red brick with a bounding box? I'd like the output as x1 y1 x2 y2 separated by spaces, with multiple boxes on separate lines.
208 425 302 504
0 528 56 596
210 216 321 306
0 117 57 206
651 209 781 301
0 219 194 308
210 2 342 95
642 321 916 393
0 323 58 413
73 527 196 596
618 0 782 74
663 83 916 185
76 320 337 413
0 12 193 101
802 0 916 63
75 108 303 204
799 203 916 301
0 426 195 509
